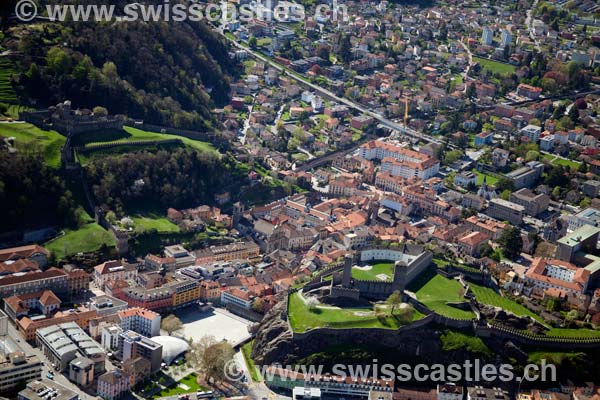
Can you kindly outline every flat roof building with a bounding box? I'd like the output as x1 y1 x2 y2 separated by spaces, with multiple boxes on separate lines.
17 379 78 400
36 322 105 378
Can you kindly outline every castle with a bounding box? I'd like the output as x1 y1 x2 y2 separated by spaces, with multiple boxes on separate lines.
327 245 432 301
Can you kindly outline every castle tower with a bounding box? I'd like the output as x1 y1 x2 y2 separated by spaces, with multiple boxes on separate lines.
233 201 244 225
392 260 407 293
342 254 353 288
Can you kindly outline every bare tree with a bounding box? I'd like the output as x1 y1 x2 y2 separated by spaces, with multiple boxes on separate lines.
161 314 184 336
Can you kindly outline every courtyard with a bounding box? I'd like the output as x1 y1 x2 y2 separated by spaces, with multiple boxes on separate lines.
174 307 253 346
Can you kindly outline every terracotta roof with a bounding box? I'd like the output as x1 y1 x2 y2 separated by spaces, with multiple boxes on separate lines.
94 260 124 274
118 307 160 321
0 268 66 287
39 290 61 306
0 259 40 275
0 245 49 262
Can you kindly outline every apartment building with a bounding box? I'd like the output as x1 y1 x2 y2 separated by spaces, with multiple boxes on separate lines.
380 156 440 180
221 288 254 310
0 268 68 299
93 261 137 290
567 207 600 231
18 379 78 400
0 344 43 393
486 198 525 225
199 280 221 302
117 307 161 338
97 370 130 400
525 258 590 297
556 225 600 262
169 278 201 309
4 290 62 321
465 216 508 240
194 241 261 264
505 161 544 189
509 188 549 217
118 330 162 372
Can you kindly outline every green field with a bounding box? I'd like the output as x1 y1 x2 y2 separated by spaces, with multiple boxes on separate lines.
152 373 208 399
546 328 600 338
542 154 580 170
352 262 395 281
74 126 219 156
469 283 545 323
473 57 516 75
242 341 262 382
471 169 499 186
46 222 116 259
0 57 18 104
0 123 66 168
409 271 475 320
288 292 424 332
132 215 180 234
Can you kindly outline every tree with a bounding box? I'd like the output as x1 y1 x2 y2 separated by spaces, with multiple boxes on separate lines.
568 105 579 125
495 177 515 192
248 36 257 49
498 226 523 260
443 150 463 165
338 34 352 63
202 341 235 383
93 106 108 116
161 314 183 336
386 290 403 315
525 150 540 162
252 298 265 314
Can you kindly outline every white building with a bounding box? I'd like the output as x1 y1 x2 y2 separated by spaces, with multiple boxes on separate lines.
117 308 161 338
482 27 493 45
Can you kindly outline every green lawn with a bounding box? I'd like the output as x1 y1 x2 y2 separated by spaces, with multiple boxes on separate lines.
0 123 66 168
46 223 116 259
288 292 424 332
471 169 499 186
132 215 180 234
473 57 516 75
241 341 262 382
469 283 544 323
440 330 491 356
352 262 395 281
542 154 580 170
152 373 208 399
546 328 600 339
410 271 475 320
75 126 219 156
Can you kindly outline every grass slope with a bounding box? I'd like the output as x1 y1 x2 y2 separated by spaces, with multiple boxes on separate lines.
0 57 18 104
288 292 424 332
0 123 66 168
242 341 262 382
132 215 180 234
469 283 544 323
410 271 475 320
440 330 491 356
46 222 115 259
76 126 218 155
